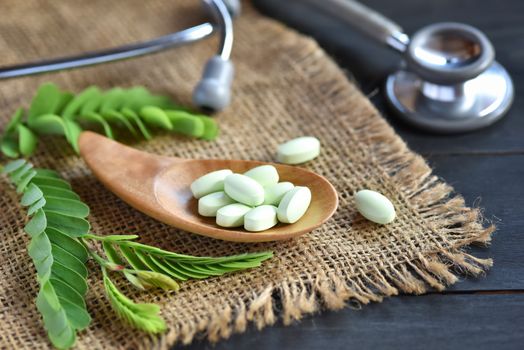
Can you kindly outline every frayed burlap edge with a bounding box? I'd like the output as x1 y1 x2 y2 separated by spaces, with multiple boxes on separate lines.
137 25 495 350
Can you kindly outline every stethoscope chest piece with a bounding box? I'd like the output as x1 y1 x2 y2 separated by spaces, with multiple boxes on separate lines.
385 22 514 133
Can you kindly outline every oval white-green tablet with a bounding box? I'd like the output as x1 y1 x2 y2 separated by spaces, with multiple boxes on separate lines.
190 169 232 199
244 165 279 187
277 136 320 164
224 174 265 206
354 189 395 224
277 186 312 223
216 203 252 227
198 191 235 217
244 205 278 232
263 182 294 205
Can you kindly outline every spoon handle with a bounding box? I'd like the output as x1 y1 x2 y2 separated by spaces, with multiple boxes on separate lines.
79 131 175 217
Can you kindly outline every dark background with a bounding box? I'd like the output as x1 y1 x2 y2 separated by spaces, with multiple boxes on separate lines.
183 0 524 349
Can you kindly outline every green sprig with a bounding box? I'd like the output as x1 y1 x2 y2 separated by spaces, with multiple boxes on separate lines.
3 159 273 349
1 83 219 158
3 159 90 349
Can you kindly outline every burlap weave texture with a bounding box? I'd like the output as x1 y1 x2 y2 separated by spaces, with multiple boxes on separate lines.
0 1 493 349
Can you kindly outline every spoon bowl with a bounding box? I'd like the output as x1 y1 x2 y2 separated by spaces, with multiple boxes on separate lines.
79 131 338 242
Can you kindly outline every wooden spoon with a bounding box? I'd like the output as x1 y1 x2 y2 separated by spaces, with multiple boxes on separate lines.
78 131 338 242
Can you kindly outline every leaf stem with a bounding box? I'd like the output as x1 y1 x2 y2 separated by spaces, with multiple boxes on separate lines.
79 238 125 271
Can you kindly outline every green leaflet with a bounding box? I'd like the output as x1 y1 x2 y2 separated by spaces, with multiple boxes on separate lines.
165 110 204 137
0 83 219 158
17 124 38 156
25 209 47 237
47 228 88 262
2 158 26 173
46 211 90 237
36 282 77 349
62 86 100 119
21 182 43 206
139 106 173 130
39 185 81 200
28 83 62 123
17 169 37 193
44 197 90 218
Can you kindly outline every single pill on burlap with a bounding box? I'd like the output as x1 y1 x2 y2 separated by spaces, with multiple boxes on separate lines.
198 191 235 217
354 189 396 224
216 203 252 227
190 169 232 199
244 165 279 187
276 136 320 164
263 182 294 206
277 186 312 223
244 205 278 232
224 174 265 206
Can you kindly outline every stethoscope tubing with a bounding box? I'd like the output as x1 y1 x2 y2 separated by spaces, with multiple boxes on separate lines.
0 0 233 80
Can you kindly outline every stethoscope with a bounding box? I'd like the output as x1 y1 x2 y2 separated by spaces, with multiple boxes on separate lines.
308 0 514 133
0 0 514 133
0 0 239 112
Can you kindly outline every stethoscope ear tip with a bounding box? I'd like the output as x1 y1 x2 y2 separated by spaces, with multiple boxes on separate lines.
192 55 234 112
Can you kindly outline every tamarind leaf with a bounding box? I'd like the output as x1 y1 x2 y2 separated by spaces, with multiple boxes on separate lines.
3 159 93 348
56 92 75 115
79 90 103 115
21 183 44 206
134 270 179 291
51 277 87 308
121 108 152 140
28 231 53 265
59 297 91 330
32 176 72 190
28 83 62 124
164 110 204 137
197 115 219 140
5 108 25 134
44 197 90 218
46 228 88 262
51 261 88 295
28 197 47 216
51 243 88 278
16 169 37 193
102 110 138 137
30 114 67 135
100 88 125 113
35 168 61 179
17 124 38 156
2 159 26 174
103 242 151 290
139 106 173 130
39 185 80 200
78 112 114 139
25 209 47 237
1 136 19 158
63 119 82 153
103 273 166 334
45 211 90 238
62 86 100 119
10 162 33 182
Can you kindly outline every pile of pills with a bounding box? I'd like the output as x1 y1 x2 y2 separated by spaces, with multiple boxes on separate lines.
190 165 311 232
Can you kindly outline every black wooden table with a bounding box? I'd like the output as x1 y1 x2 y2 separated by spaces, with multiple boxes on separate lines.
184 1 524 349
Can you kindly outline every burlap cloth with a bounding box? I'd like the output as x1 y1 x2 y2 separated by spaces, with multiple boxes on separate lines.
0 1 494 349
